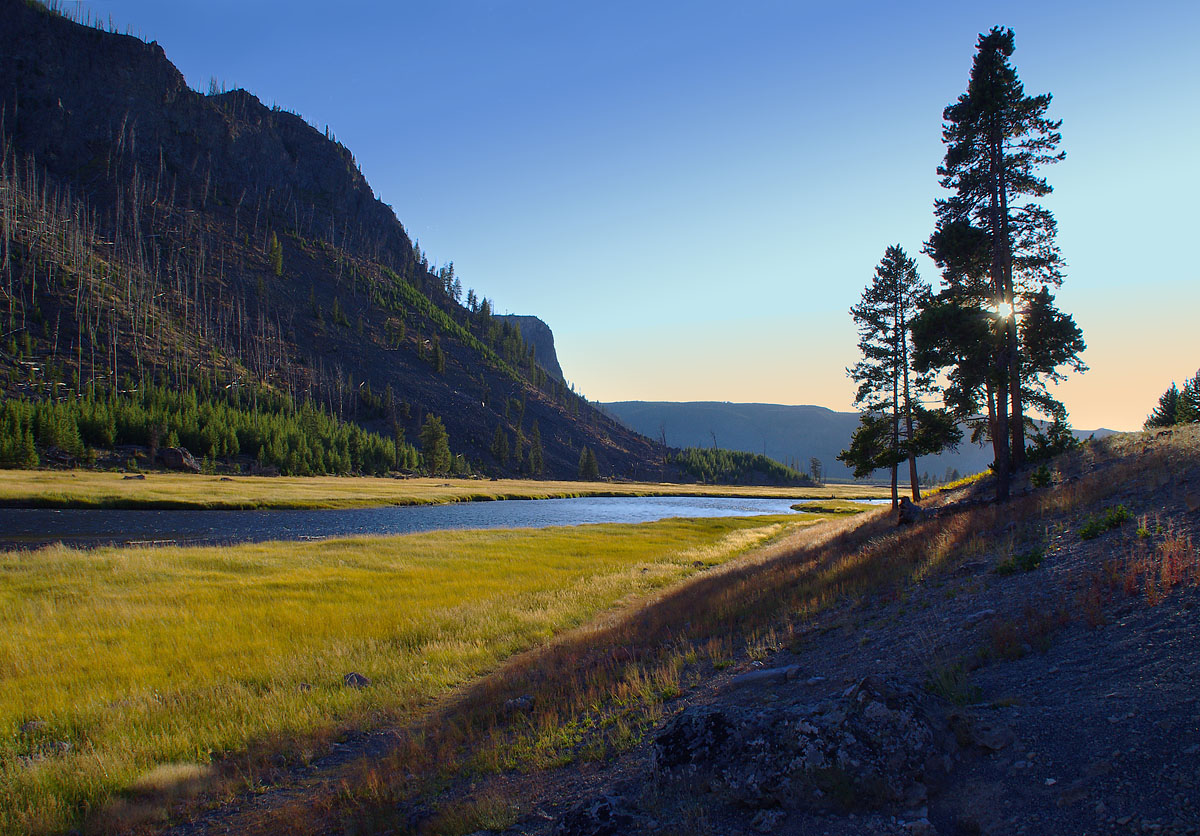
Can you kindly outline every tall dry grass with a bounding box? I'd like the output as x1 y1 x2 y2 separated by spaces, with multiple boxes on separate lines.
0 470 890 510
0 514 810 834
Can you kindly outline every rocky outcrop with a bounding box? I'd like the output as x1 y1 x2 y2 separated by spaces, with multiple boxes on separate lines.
653 676 950 813
497 315 565 382
157 447 200 473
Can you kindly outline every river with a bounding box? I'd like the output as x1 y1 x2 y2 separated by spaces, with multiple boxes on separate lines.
0 495 874 549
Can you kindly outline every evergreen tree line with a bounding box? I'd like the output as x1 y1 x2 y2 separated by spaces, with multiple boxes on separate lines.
669 447 814 486
0 382 422 475
1145 370 1200 429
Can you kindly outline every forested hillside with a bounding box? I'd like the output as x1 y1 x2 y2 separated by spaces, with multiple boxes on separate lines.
0 0 663 478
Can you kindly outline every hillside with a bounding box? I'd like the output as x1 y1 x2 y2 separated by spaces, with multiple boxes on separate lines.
158 426 1198 836
601 400 1114 483
0 0 661 479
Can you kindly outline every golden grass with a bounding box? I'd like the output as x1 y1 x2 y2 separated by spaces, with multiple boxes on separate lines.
0 469 890 510
0 514 816 835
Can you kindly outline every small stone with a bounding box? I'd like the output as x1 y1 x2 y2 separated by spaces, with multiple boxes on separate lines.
964 608 997 626
1045 778 1057 786
730 665 801 689
504 695 534 713
1117 816 1133 825
343 672 371 688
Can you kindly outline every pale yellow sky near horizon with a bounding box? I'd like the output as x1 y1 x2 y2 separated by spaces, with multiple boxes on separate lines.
563 301 1199 434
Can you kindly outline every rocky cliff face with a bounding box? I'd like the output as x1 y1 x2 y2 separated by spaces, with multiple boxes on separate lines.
497 315 565 383
0 0 411 269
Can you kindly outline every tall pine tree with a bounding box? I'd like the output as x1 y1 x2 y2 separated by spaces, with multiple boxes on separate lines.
927 27 1083 499
840 246 959 507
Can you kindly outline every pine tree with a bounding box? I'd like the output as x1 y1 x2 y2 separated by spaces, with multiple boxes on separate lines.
419 414 451 475
528 422 544 477
1147 371 1200 428
840 245 959 506
578 446 599 480
931 27 1083 499
490 423 510 463
268 231 283 277
1182 371 1200 424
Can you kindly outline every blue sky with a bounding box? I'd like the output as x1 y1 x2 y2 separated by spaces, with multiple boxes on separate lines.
69 0 1200 430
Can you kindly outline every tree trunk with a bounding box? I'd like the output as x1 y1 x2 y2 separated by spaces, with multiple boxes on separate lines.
900 293 920 502
999 155 1026 469
892 349 900 510
989 124 1011 502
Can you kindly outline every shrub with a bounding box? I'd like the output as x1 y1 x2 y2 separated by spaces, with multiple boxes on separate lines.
1079 505 1132 540
995 547 1045 575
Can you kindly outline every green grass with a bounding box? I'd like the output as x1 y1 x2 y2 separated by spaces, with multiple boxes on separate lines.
994 547 1045 575
0 514 815 834
1078 504 1133 540
0 469 890 510
790 499 876 515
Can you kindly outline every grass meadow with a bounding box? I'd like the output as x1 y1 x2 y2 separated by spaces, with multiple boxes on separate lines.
0 469 890 510
0 513 818 834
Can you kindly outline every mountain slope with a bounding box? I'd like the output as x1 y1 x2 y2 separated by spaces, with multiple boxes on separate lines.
0 0 661 478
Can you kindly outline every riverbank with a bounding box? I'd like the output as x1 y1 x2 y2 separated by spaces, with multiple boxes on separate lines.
0 469 889 510
0 512 823 835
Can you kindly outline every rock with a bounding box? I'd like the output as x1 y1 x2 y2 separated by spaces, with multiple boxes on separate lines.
1185 491 1200 515
496 315 565 383
158 446 200 473
122 473 147 480
20 719 48 735
963 609 997 627
342 672 371 689
553 795 643 836
898 497 925 525
504 695 534 713
654 676 946 812
729 665 801 689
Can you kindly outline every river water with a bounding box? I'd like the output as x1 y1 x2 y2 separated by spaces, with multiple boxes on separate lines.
0 495 862 549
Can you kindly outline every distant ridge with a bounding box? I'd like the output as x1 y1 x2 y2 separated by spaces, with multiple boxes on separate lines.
599 401 1113 483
